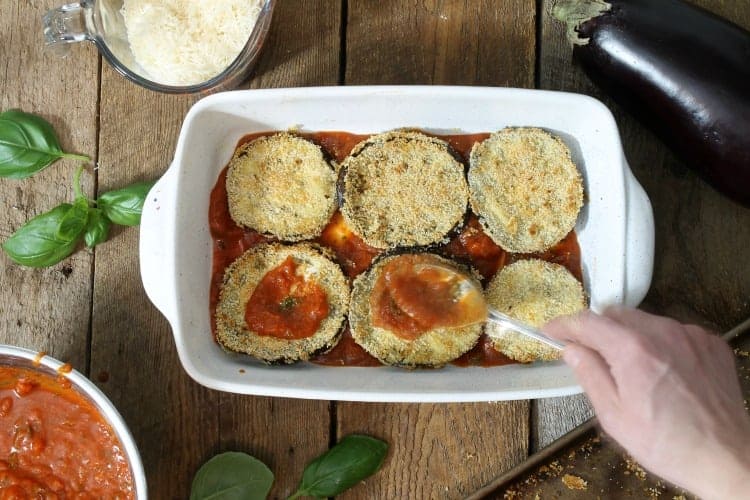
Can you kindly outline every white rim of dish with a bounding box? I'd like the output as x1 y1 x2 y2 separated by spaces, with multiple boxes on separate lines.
0 344 147 498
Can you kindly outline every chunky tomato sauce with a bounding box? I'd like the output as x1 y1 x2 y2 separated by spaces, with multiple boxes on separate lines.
209 130 583 367
245 256 329 339
0 366 133 498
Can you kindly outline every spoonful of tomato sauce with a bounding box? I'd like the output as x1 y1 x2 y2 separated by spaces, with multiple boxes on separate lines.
381 260 564 350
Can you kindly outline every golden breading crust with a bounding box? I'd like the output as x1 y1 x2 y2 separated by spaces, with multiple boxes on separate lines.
349 253 482 368
216 243 349 363
469 127 583 253
485 259 586 362
340 130 468 249
226 133 337 241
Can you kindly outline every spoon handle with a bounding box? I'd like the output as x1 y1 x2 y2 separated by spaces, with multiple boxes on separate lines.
486 309 566 350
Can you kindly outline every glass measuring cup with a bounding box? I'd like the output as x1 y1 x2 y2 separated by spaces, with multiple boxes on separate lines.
43 0 276 94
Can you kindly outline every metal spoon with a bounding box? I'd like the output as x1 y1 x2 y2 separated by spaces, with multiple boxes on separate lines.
415 263 565 350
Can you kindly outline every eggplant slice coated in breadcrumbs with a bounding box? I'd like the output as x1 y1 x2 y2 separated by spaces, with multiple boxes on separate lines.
216 243 349 363
485 259 586 363
226 133 337 241
340 130 469 249
349 252 482 368
469 127 583 253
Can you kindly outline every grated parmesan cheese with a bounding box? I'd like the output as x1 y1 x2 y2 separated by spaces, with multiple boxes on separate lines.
121 0 264 86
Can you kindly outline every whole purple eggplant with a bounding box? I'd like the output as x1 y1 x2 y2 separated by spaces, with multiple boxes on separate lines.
554 0 750 207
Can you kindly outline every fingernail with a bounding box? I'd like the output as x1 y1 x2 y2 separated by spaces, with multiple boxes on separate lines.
563 347 580 367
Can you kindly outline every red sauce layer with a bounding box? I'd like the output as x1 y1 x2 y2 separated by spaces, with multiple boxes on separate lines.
0 366 134 498
245 256 329 339
209 131 583 368
310 329 383 367
318 212 380 278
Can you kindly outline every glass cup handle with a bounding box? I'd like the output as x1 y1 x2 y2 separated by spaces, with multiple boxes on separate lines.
42 2 93 56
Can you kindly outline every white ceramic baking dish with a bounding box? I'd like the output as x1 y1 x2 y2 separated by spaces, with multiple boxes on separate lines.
139 86 654 402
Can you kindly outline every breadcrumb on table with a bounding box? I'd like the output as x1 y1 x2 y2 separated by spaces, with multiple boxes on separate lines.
562 473 588 490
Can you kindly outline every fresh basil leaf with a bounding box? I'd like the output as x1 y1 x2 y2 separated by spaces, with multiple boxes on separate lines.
2 204 81 267
290 435 388 499
0 109 89 179
57 197 89 241
190 452 274 500
97 180 156 226
83 208 111 248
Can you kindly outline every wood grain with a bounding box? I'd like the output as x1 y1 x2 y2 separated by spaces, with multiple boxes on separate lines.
531 394 592 452
340 2 536 498
534 0 750 450
346 0 536 87
338 402 529 499
90 1 341 498
0 0 98 368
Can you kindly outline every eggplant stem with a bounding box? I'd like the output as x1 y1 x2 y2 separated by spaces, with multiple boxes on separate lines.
552 0 611 46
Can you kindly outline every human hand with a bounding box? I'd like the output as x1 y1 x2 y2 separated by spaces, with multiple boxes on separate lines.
544 307 750 500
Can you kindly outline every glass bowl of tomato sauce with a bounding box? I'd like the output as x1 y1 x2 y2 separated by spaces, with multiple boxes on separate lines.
0 345 146 498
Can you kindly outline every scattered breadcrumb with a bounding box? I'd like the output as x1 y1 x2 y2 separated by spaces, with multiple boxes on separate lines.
562 474 588 490
549 461 564 474
626 459 648 480
645 485 665 498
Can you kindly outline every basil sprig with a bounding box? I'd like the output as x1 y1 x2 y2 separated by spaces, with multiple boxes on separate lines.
289 435 388 499
0 109 89 178
190 452 274 500
190 435 388 500
2 166 155 267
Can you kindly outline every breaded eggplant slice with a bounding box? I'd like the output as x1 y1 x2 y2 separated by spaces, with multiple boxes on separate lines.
341 130 468 249
216 243 349 363
226 133 337 241
349 253 482 368
485 259 585 362
469 127 583 253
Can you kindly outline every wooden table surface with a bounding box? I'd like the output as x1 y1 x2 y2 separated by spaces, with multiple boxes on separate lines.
2 1 749 498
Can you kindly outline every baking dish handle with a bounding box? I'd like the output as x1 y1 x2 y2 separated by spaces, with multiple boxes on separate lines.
139 164 178 322
622 157 655 307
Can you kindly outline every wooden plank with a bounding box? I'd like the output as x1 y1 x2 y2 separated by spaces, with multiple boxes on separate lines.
89 1 341 498
339 2 536 498
531 394 592 451
346 0 535 87
0 0 98 368
534 0 750 451
338 402 529 498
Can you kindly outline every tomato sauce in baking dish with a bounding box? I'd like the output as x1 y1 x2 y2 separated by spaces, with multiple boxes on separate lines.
0 366 133 498
245 256 330 339
209 131 583 367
